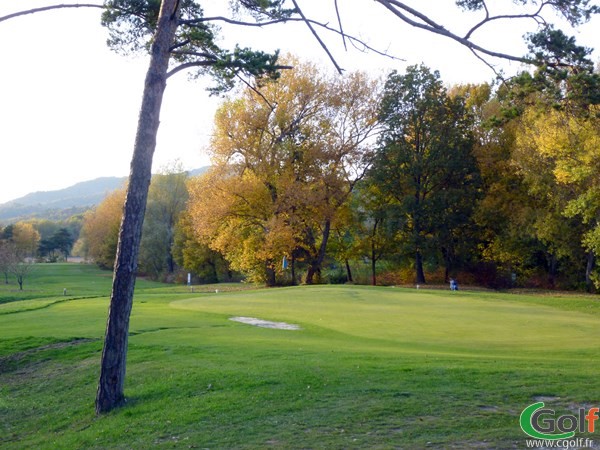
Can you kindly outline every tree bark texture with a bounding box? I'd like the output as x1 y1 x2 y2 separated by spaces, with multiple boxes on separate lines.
265 262 276 287
371 244 377 286
345 259 353 283
291 254 297 286
96 0 179 415
586 251 595 293
370 218 379 286
415 250 426 284
305 220 331 284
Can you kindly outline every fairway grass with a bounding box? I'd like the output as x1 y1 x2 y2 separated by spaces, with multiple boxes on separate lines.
2 265 600 448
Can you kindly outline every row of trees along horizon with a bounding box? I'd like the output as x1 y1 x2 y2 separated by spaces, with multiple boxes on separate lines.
1 57 598 291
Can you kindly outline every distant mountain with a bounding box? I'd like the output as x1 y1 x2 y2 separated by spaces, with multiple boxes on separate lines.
0 176 127 224
188 167 209 178
0 167 209 224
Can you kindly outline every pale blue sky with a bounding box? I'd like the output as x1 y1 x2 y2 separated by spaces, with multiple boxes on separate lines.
0 0 597 204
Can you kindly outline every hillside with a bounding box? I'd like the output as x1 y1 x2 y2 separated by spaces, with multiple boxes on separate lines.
0 167 208 224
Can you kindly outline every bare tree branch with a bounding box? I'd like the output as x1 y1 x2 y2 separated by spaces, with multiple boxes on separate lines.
374 0 535 65
469 48 504 80
180 15 291 27
0 3 104 23
289 0 344 74
385 0 446 30
334 0 348 51
183 14 403 64
236 73 277 111
464 2 546 39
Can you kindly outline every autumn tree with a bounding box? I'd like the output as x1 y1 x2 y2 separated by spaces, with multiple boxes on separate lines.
449 83 533 285
326 203 360 284
0 234 34 290
370 64 480 284
187 167 292 285
81 187 126 268
11 222 41 260
188 58 379 284
0 240 18 284
481 24 600 288
9 254 35 291
514 105 599 289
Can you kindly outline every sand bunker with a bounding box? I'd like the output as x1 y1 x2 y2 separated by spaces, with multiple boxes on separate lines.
229 316 301 330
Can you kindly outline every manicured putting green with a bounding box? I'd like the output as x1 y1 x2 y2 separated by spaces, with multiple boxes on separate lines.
171 285 600 359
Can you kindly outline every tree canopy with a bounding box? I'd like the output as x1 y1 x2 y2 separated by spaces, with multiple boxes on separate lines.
369 64 481 284
187 57 379 285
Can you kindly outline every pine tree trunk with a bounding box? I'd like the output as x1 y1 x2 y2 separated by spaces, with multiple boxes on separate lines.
95 0 179 415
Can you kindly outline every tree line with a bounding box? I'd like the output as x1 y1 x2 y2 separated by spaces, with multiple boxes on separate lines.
0 220 78 289
72 54 599 291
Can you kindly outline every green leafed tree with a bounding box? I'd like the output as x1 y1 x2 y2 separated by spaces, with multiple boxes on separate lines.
38 228 75 261
138 163 189 280
350 183 399 286
172 210 233 284
369 64 480 284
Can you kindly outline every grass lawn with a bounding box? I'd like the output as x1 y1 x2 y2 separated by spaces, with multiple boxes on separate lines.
2 264 600 448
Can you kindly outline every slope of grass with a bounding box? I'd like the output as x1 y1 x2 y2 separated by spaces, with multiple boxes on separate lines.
2 265 600 448
0 263 167 304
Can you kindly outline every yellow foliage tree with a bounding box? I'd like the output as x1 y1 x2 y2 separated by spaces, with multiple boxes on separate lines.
11 222 41 259
515 105 600 287
187 168 294 284
81 187 126 269
189 57 379 284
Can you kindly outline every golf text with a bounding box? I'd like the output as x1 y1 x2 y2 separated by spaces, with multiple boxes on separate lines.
525 438 594 448
520 402 599 440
